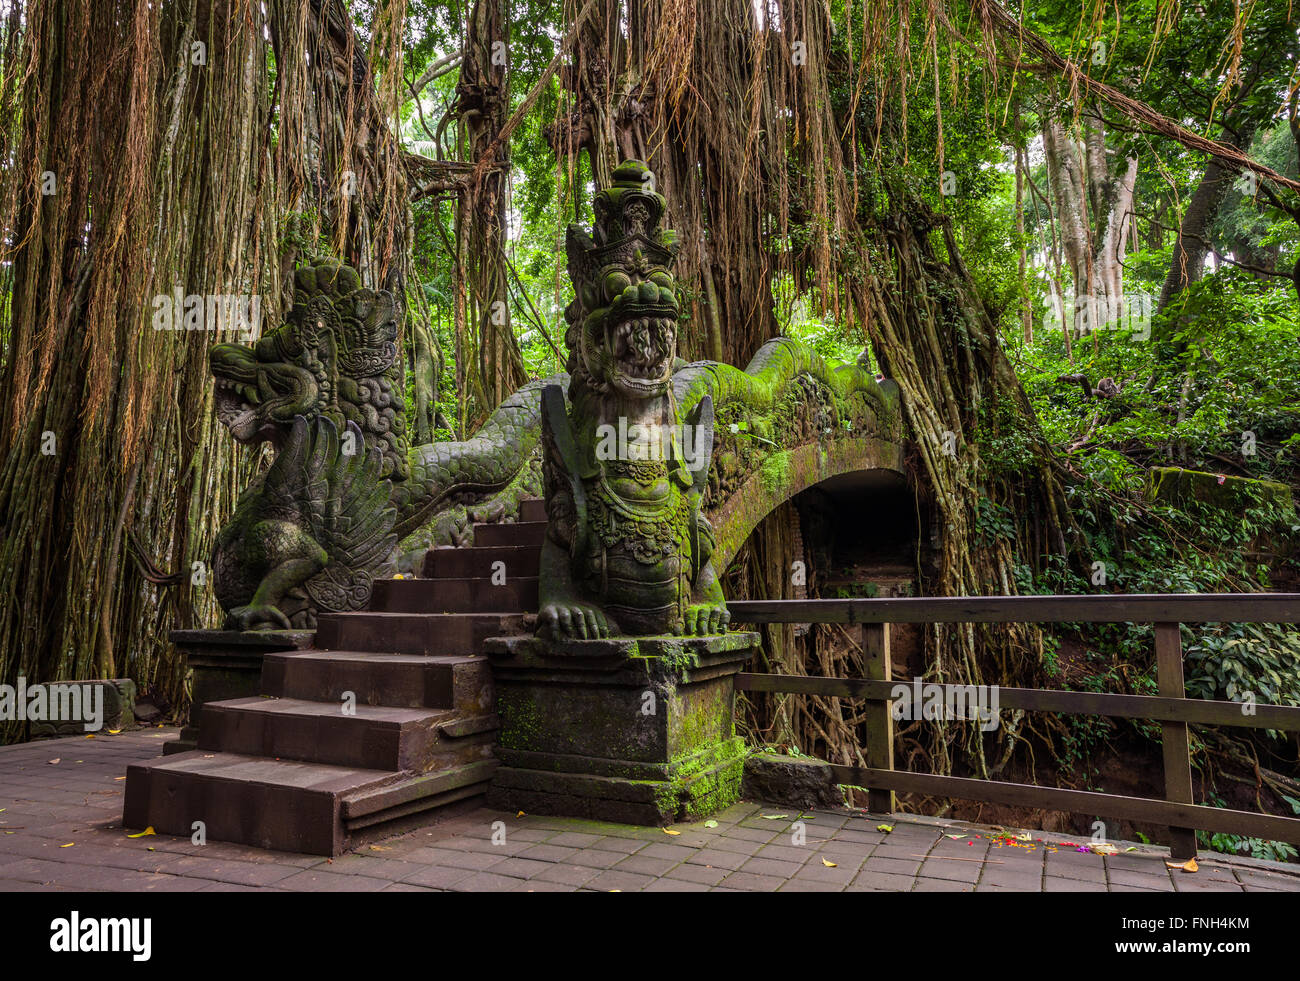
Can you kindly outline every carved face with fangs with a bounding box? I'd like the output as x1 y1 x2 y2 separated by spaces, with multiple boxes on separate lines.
565 160 682 402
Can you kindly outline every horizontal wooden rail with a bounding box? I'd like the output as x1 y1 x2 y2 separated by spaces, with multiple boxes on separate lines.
727 593 1300 624
734 673 1300 730
830 766 1300 846
732 607 1300 860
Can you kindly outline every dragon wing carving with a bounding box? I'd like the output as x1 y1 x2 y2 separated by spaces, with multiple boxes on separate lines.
263 415 398 614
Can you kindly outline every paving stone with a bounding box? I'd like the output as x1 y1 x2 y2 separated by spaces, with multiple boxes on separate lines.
452 871 530 892
685 848 749 871
719 871 784 891
514 879 579 892
754 843 814 865
918 859 981 883
547 831 607 848
1171 875 1244 892
275 869 391 891
858 856 923 876
585 869 656 892
738 855 804 878
914 877 974 892
722 825 779 843
664 862 728 886
516 843 581 864
489 857 556 879
591 836 648 855
643 876 710 892
529 862 600 887
1044 876 1106 892
707 836 766 856
779 878 846 892
638 842 696 862
399 864 474 889
612 854 680 877
567 848 629 869
1107 869 1174 891
847 870 915 891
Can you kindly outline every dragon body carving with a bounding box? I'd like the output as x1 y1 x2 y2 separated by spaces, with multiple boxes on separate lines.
208 172 901 632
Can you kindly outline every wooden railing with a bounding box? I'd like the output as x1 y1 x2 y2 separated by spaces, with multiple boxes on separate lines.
727 593 1300 860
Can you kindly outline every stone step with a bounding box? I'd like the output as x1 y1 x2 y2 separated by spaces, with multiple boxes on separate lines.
472 520 547 548
370 576 538 614
124 751 497 855
262 650 492 711
422 545 541 580
198 696 468 771
518 497 547 523
315 611 527 655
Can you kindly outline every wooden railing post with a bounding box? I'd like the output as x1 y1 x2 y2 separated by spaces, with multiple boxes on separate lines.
863 622 895 814
1156 622 1197 861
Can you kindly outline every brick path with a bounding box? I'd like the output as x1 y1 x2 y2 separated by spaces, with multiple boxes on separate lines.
2 729 1297 893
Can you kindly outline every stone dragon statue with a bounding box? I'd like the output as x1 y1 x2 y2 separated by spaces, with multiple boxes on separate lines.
207 165 899 633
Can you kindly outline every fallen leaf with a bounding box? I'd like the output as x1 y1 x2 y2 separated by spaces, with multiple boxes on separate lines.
1014 832 1032 841
1124 846 1138 852
60 842 75 848
126 827 156 838
368 845 390 852
47 758 60 765
85 735 94 739
663 828 681 836
877 824 893 833
1090 843 1118 856
108 730 121 735
703 820 718 828
945 834 967 839
760 814 789 820
821 857 837 867
1166 858 1198 873
114 776 126 781
147 847 155 852
516 810 525 818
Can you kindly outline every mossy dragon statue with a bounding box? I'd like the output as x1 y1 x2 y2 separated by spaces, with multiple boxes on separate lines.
207 163 899 632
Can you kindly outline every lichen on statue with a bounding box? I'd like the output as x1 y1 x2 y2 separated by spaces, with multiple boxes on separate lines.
537 160 730 639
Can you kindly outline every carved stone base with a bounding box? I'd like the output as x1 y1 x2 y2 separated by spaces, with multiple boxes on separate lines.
484 632 758 825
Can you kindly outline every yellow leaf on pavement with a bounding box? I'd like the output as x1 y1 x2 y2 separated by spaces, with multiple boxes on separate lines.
663 828 681 836
821 857 837 867
126 827 156 838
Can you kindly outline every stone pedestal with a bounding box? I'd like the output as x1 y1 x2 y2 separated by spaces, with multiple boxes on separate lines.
484 631 759 825
165 629 314 755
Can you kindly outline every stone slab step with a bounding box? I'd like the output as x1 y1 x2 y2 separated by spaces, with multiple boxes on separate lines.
472 520 546 548
262 650 492 711
518 498 547 523
315 611 527 655
422 545 540 580
342 759 498 828
123 751 496 855
198 696 456 771
370 576 538 614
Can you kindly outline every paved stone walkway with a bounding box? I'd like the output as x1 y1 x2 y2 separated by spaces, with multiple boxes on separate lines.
2 729 1298 893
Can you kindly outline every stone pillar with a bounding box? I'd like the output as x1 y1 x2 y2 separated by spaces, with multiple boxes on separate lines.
485 632 759 825
166 629 314 755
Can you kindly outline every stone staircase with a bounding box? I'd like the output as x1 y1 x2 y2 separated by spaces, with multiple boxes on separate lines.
123 499 548 855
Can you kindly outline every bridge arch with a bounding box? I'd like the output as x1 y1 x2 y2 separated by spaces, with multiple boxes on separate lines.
709 435 909 575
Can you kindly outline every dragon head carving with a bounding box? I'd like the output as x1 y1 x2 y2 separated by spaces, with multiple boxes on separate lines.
564 160 680 402
209 259 407 481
